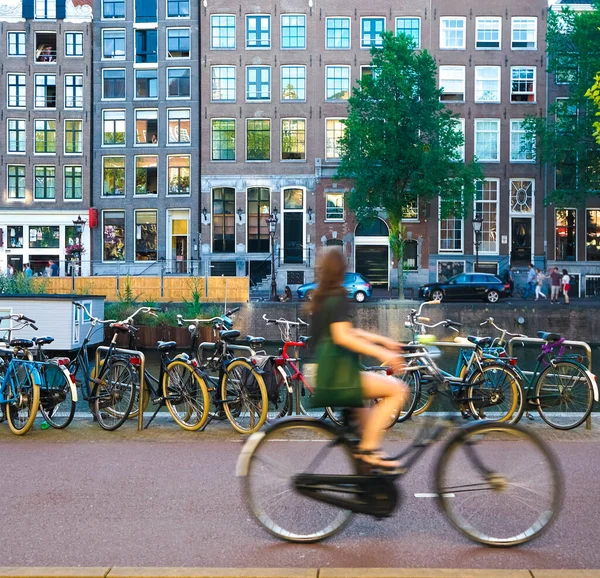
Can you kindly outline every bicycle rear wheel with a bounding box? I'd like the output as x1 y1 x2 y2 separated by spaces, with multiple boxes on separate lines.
266 364 293 421
221 358 268 434
39 363 76 429
534 360 594 430
436 422 561 546
239 419 357 542
395 369 421 423
5 363 40 435
93 359 136 431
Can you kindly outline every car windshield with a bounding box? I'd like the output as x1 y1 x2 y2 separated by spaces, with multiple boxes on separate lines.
344 273 355 283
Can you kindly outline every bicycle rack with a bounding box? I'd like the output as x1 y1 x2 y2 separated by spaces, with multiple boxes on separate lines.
95 346 146 432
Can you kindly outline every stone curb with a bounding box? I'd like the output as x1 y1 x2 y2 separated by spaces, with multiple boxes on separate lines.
1 570 600 578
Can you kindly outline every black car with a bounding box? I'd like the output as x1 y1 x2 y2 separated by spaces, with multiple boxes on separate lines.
418 273 512 303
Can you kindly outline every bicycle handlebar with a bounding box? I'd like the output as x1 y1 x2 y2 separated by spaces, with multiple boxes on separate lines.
0 314 38 331
480 317 527 338
73 302 117 326
177 314 225 326
262 313 308 327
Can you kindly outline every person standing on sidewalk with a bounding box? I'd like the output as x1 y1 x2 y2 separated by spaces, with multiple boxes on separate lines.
503 266 515 296
549 267 561 304
524 263 536 299
562 269 571 305
535 269 547 301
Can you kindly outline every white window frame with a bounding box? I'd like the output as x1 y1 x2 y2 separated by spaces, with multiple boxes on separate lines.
395 16 421 49
7 118 26 155
438 198 464 253
103 109 126 147
102 29 126 60
65 32 84 57
281 117 306 162
166 27 191 59
510 179 535 215
166 0 190 19
102 209 126 263
7 164 26 201
63 164 83 202
325 16 351 50
7 32 26 57
64 74 84 109
211 65 236 102
439 66 465 102
280 14 306 50
474 119 500 163
440 17 466 50
102 68 126 101
134 108 159 146
474 178 500 254
167 154 191 196
510 66 536 103
325 65 351 101
474 66 501 103
167 108 191 145
246 118 271 162
64 119 83 156
166 67 191 100
102 0 125 20
325 192 345 221
246 66 271 102
246 14 271 50
133 209 158 263
510 119 535 162
34 119 56 155
211 118 236 161
511 17 537 50
325 118 346 162
475 17 501 50
7 74 26 108
210 14 236 49
134 155 159 196
102 156 126 198
280 65 306 101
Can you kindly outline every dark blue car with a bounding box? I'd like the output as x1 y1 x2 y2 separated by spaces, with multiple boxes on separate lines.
297 272 373 302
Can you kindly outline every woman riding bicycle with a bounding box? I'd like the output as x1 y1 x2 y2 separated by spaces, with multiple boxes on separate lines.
309 248 408 470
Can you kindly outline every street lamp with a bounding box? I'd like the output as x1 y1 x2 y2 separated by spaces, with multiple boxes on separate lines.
266 213 278 301
71 215 87 276
472 213 483 272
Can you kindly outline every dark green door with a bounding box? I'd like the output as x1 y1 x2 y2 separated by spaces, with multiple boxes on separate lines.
284 213 303 263
355 246 388 288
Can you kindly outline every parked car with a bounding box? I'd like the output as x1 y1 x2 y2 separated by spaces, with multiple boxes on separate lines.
418 273 512 303
297 272 373 302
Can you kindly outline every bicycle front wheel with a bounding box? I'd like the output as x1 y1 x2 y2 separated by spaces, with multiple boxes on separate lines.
395 369 421 423
240 419 357 542
436 422 561 546
534 360 594 430
163 360 210 431
221 359 268 434
39 363 76 429
93 359 136 431
5 363 40 435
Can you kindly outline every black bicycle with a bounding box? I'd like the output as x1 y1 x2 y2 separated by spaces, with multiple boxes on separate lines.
238 344 561 547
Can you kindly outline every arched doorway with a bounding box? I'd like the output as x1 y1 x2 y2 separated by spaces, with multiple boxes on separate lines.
354 218 389 288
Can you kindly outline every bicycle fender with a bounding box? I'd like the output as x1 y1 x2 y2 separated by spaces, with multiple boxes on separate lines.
587 370 599 402
236 431 265 477
63 367 78 402
276 365 293 393
224 356 262 371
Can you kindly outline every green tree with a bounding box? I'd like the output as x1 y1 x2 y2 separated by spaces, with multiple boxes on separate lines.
586 72 600 143
335 32 481 297
523 3 600 207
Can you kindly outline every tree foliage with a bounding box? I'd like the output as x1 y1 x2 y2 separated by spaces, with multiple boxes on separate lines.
335 32 481 227
523 3 600 207
586 72 600 143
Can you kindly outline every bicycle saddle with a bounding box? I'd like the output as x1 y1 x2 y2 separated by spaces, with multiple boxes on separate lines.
246 335 265 346
10 339 34 349
467 335 493 347
157 340 177 351
537 331 562 342
33 336 54 346
220 329 240 342
299 336 311 343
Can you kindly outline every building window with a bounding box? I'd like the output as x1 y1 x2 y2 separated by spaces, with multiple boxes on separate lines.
103 0 125 18
135 109 158 145
281 66 306 100
211 66 235 101
396 17 420 48
248 187 270 252
439 199 463 253
34 166 56 200
587 210 600 261
7 119 26 153
29 226 59 248
246 66 271 101
103 29 125 59
325 65 350 100
325 118 345 161
167 0 189 18
440 17 466 49
103 210 125 261
168 109 190 144
511 17 537 50
8 226 24 248
103 69 126 99
439 66 465 102
211 15 235 49
167 28 190 58
64 166 82 200
64 120 83 154
213 187 235 253
554 53 578 84
281 14 306 49
326 193 344 220
103 110 126 145
556 208 576 260
246 119 270 161
246 15 271 49
7 166 26 200
452 118 465 162
475 179 499 253
135 156 158 195
510 119 535 162
510 179 534 214
135 0 157 23
103 156 125 196
361 17 384 48
65 32 83 56
34 120 56 154
134 210 157 261
474 66 500 102
212 119 235 161
326 17 350 49
8 74 26 108
35 0 56 19
402 197 419 221
168 155 190 194
474 119 500 162
511 67 535 102
135 70 158 98
65 75 83 108
475 17 501 49
281 119 305 161
167 68 190 98
135 29 157 63
8 32 26 56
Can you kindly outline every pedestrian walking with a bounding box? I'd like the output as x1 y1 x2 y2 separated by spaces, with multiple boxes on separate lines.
24 264 32 278
562 269 571 305
524 263 536 299
49 260 59 277
549 267 561 303
535 269 547 301
4 264 14 278
503 266 515 296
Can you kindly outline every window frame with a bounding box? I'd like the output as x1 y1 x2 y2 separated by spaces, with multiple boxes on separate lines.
325 65 351 101
246 118 271 162
325 117 346 162
167 154 191 195
360 17 385 49
64 165 83 201
556 207 577 261
64 119 83 155
281 14 306 50
212 187 236 253
325 192 345 221
474 178 500 254
134 155 159 196
474 66 501 103
102 0 125 19
475 17 501 50
102 68 127 100
135 108 159 146
280 65 306 101
166 27 191 59
102 156 126 197
211 65 236 102
325 17 351 50
438 198 464 254
34 119 56 155
102 28 126 61
211 118 236 161
103 109 126 146
511 17 537 50
102 209 126 263
440 17 466 50
7 165 26 201
210 14 236 49
509 178 535 215
510 66 536 103
7 73 27 108
246 14 271 50
474 118 501 163
453 118 465 162
439 65 466 102
166 67 191 99
33 165 56 201
395 17 421 48
167 108 191 145
167 0 190 19
135 69 158 100
281 118 306 161
64 74 84 109
65 32 84 57
7 32 26 57
133 209 158 263
246 65 271 102
7 118 26 154
510 119 535 163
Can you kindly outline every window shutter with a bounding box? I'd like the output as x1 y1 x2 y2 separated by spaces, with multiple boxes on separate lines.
22 0 34 19
56 0 66 19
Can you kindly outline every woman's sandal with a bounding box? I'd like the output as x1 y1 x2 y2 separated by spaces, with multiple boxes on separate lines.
353 448 405 473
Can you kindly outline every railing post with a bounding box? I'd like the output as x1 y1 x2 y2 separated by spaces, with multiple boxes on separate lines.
160 258 165 297
71 262 76 292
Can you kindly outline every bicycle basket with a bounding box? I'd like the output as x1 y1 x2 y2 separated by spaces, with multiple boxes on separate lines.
250 355 279 402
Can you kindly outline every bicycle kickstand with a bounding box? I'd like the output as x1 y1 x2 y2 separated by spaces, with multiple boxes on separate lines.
143 402 163 429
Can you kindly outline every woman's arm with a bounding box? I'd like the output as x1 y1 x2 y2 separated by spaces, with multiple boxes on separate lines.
353 328 402 350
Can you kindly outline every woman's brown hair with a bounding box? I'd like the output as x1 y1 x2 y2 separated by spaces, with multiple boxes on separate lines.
309 248 347 313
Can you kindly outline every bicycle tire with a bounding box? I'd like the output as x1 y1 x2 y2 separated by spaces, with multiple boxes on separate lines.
395 369 421 423
239 418 357 542
436 421 561 546
93 359 136 431
221 358 268 434
467 363 525 424
163 359 210 431
534 360 594 430
266 364 293 421
5 362 40 435
39 363 76 429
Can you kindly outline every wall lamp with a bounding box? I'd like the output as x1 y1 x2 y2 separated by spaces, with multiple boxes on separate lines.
202 207 208 222
238 207 243 221
307 207 313 222
272 207 279 220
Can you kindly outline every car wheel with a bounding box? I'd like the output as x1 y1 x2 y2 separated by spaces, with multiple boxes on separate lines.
431 289 444 302
354 291 366 303
305 290 314 301
486 290 500 303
